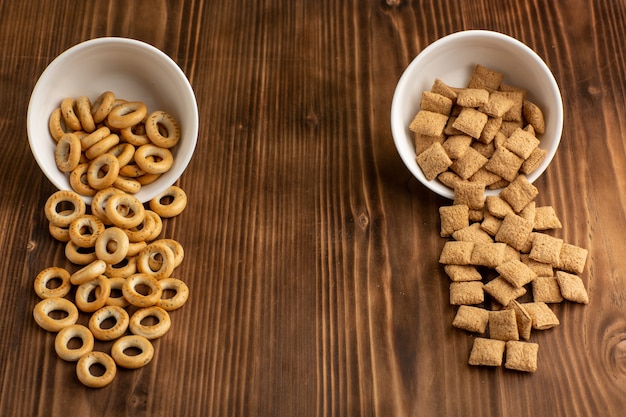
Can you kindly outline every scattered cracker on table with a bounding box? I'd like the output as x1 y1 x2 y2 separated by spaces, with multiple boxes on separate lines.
521 302 560 330
450 281 485 305
453 305 490 333
529 232 563 266
439 240 475 265
556 271 589 304
495 213 534 252
468 337 506 367
532 276 564 303
489 309 520 341
470 242 507 268
444 265 483 282
484 276 527 306
505 341 539 372
452 223 493 244
557 243 588 274
496 259 537 288
439 204 470 237
507 300 533 340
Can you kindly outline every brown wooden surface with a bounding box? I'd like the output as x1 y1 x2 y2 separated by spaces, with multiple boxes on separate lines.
1 0 626 415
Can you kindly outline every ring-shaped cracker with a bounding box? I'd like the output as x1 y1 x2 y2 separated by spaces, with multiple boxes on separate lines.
120 121 151 146
113 176 142 194
144 210 163 241
33 297 79 332
122 273 163 307
91 91 116 123
65 241 98 265
75 275 111 313
49 220 71 242
145 111 181 148
69 163 97 197
76 351 117 388
80 126 110 151
95 226 129 265
85 133 120 160
129 306 171 340
49 108 68 141
68 214 105 248
136 172 161 185
157 277 189 311
134 144 173 174
107 101 147 129
104 256 138 279
159 238 184 267
124 211 156 243
75 96 96 132
54 324 95 362
87 153 120 190
136 241 175 280
149 186 187 218
105 193 145 229
34 267 72 299
60 97 82 131
55 133 82 172
106 143 135 167
91 187 124 225
44 190 87 228
104 277 130 308
111 335 155 369
88 305 130 341
70 259 107 286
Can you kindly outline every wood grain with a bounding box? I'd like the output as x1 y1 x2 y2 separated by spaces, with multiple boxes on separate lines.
2 0 626 416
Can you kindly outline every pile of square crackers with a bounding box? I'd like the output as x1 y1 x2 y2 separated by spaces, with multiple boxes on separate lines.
409 65 590 372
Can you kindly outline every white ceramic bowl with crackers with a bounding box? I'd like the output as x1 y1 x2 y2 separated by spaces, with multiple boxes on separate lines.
27 37 198 203
390 30 563 199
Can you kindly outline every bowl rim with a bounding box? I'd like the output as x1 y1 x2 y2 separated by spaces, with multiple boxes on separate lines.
390 29 564 200
26 36 199 203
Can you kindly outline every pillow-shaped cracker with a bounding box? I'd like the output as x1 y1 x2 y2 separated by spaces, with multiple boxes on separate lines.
468 64 504 91
489 309 519 341
520 147 548 176
444 265 483 282
478 117 503 144
506 300 533 340
469 209 484 223
443 134 473 160
410 110 449 137
452 305 490 333
496 259 537 288
450 147 489 180
414 132 445 156
438 171 463 189
529 232 563 266
485 195 515 219
468 337 506 367
519 201 536 224
534 206 562 230
416 141 453 181
500 175 538 213
483 276 527 306
505 341 539 372
470 242 507 268
532 276 564 303
452 107 489 139
499 91 524 122
453 181 485 210
520 302 560 330
439 241 475 265
481 212 502 236
502 244 521 263
469 167 502 187
444 115 464 136
439 204 470 237
450 281 484 305
420 91 453 115
431 78 458 101
556 271 589 304
520 254 554 277
457 88 490 108
484 146 524 182
503 128 540 159
480 92 515 118
558 243 588 274
471 139 496 159
495 214 534 252
522 99 545 134
452 223 494 244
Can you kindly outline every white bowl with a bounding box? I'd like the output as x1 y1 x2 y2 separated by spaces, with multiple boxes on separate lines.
390 30 563 199
27 37 198 203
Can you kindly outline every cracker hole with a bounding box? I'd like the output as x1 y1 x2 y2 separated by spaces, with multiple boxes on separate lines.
99 317 117 330
123 346 143 357
45 277 63 290
67 336 84 350
140 315 159 326
48 309 69 320
88 362 106 377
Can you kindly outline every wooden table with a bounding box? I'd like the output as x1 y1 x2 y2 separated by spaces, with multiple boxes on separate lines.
1 0 625 415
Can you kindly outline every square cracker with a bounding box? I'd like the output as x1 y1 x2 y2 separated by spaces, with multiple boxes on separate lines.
470 242 507 268
450 147 489 180
523 100 545 134
439 241 475 265
453 181 485 210
520 302 560 330
520 147 548 175
489 309 519 341
452 223 494 244
416 142 453 181
484 146 524 182
420 91 453 115
450 281 484 305
520 254 554 276
452 107 489 139
483 276 527 306
452 305 490 333
410 110 449 137
529 232 563 266
468 64 504 91
481 212 502 237
443 134 473 160
485 195 515 219
431 78 458 101
470 168 502 187
500 175 539 213
414 132 445 156
505 341 539 372
496 259 537 288
480 92 515 118
532 276 564 303
444 265 483 282
439 204 470 237
558 243 588 274
495 214 534 252
506 300 533 340
468 337 506 367
478 117 503 144
456 88 490 108
556 271 589 304
534 206 563 230
503 128 540 159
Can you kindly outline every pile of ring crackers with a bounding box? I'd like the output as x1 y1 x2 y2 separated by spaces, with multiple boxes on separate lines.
32 91 191 388
410 65 590 372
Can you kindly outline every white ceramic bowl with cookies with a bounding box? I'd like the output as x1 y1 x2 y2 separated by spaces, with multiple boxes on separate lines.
27 37 198 203
390 30 563 200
